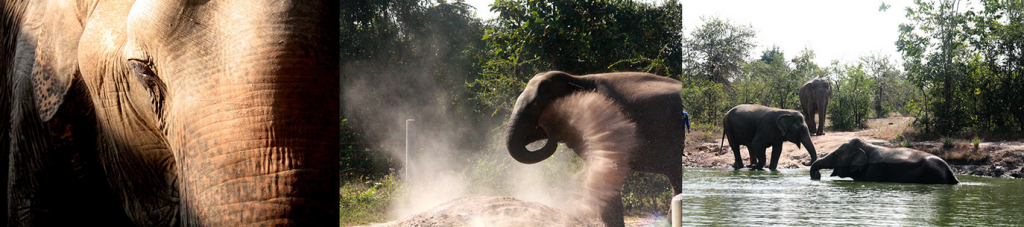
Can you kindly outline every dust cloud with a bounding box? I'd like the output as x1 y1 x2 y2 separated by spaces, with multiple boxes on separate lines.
343 49 637 226
539 92 636 221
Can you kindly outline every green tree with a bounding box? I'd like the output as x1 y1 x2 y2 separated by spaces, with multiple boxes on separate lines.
682 16 757 85
898 0 1023 134
473 0 683 115
341 0 487 177
829 62 875 130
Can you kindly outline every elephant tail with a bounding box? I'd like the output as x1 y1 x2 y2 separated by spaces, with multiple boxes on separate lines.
719 130 727 154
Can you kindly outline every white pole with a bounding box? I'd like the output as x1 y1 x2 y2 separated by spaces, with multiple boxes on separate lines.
405 119 415 179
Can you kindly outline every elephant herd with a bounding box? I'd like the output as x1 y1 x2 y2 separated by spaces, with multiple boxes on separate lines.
505 71 959 227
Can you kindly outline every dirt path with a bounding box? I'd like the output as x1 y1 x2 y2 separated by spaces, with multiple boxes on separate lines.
683 116 1024 178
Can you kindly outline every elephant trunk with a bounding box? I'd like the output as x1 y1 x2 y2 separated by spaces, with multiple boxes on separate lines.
802 136 817 165
170 19 338 224
506 112 558 164
174 81 338 225
809 156 832 180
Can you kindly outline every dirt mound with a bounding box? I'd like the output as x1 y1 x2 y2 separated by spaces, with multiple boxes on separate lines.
376 196 599 227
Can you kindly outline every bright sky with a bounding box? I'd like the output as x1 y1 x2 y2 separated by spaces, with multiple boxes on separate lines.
463 0 920 67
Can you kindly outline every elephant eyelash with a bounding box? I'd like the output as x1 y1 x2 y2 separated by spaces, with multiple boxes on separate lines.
128 59 157 79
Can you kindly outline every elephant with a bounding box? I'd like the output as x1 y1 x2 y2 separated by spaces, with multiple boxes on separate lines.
505 71 683 227
810 138 960 184
2 0 338 225
798 78 832 135
720 104 818 170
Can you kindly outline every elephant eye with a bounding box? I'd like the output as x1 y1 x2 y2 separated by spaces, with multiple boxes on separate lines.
128 59 156 79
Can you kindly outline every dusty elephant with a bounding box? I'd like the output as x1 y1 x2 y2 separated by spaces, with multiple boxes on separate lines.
720 104 817 170
506 71 683 227
2 0 338 225
810 138 959 184
798 78 832 135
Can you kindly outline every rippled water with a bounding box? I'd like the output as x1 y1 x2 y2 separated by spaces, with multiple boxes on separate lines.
675 169 1024 226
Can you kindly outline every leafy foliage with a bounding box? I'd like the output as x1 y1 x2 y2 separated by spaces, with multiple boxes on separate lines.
681 16 757 85
898 0 1024 135
472 0 684 116
828 63 875 130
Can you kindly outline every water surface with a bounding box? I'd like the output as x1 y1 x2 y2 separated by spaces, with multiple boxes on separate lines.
675 169 1024 226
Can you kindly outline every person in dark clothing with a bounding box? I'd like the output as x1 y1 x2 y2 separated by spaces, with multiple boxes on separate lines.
681 109 691 133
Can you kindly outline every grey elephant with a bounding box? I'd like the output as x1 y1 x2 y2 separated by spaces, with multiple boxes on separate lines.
2 0 338 225
720 104 818 170
506 71 683 227
810 138 960 184
799 78 833 135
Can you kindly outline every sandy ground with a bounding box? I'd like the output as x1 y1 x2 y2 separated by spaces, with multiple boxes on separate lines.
684 116 1024 178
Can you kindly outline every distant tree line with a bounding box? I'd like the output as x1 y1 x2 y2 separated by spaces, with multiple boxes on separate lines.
341 0 1022 177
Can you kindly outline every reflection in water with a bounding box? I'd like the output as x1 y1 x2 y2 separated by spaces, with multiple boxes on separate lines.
676 169 1024 226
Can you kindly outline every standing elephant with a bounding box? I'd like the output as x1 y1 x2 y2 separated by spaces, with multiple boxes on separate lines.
720 104 817 170
810 138 959 184
506 71 683 227
2 0 338 225
799 78 832 135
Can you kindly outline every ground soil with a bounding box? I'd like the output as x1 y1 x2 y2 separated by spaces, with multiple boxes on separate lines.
683 116 1024 178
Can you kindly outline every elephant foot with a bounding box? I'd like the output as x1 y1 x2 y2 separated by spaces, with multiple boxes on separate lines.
732 163 745 170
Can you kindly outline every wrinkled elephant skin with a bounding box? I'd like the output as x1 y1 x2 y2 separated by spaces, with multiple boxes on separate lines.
810 138 959 184
1 0 338 225
721 104 817 170
799 78 832 136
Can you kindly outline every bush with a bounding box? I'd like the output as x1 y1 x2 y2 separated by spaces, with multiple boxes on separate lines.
828 63 874 131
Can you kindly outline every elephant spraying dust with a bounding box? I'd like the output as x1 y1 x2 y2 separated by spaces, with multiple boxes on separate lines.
720 104 818 170
505 71 684 227
811 138 959 184
799 78 833 135
2 0 338 225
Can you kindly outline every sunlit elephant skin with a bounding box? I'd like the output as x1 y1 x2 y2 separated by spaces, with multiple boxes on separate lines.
505 71 684 227
798 78 832 136
811 138 959 184
720 104 817 170
2 0 338 225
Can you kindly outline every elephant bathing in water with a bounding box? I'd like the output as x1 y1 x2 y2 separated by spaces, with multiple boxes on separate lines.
799 78 832 136
2 0 338 225
506 71 684 227
811 138 959 184
721 104 818 170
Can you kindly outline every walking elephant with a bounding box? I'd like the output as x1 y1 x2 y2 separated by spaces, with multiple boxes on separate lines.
2 0 338 225
720 104 817 170
506 71 683 227
810 138 960 184
799 78 832 135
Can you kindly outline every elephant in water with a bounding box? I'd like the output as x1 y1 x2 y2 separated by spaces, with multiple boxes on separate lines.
506 71 684 227
799 78 832 135
2 0 337 225
811 138 959 184
720 104 818 170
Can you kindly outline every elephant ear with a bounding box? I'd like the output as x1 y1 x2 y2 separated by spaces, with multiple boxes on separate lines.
776 114 796 137
850 148 868 172
29 1 84 121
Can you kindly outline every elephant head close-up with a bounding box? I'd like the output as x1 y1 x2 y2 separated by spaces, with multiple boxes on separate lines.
2 0 338 225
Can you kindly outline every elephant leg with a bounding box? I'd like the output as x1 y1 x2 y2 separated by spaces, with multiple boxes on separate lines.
730 143 745 170
748 145 766 170
768 143 783 170
818 100 828 135
601 192 625 227
806 106 818 136
665 167 683 195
